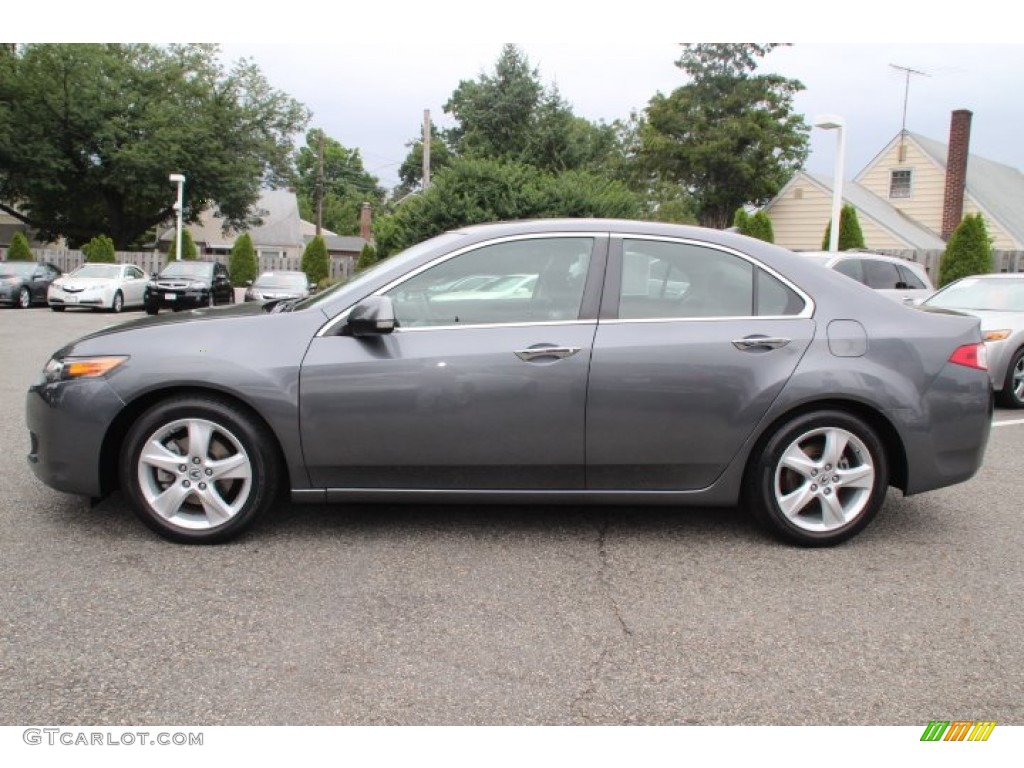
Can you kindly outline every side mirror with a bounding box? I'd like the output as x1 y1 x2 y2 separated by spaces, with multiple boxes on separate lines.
344 295 396 337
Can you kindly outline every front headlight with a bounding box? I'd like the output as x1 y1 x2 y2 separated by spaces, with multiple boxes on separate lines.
43 356 129 383
188 280 207 290
2 277 18 286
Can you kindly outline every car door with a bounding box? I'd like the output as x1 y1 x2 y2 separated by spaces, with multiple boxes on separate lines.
299 234 606 490
586 236 815 490
124 266 147 305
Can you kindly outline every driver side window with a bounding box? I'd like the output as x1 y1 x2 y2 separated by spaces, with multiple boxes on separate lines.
384 237 593 328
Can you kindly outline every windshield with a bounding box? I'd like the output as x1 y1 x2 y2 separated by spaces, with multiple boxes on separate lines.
0 262 36 276
925 277 1024 312
71 264 121 279
254 272 308 289
159 261 214 278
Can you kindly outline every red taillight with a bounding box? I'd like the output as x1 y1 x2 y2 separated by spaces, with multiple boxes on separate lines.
949 343 988 371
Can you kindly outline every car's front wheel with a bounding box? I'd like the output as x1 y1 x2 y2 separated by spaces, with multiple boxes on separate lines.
110 290 124 313
120 396 280 543
746 410 888 547
17 286 31 309
145 305 158 315
50 305 65 312
997 347 1024 408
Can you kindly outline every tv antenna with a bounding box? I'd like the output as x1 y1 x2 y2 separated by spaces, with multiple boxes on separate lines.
890 63 930 159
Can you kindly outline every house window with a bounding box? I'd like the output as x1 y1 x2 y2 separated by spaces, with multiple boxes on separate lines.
889 169 912 199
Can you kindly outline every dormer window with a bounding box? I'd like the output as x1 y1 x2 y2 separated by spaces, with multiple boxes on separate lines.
890 169 913 199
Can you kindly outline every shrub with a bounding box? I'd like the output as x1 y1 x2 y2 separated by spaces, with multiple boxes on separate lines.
821 205 865 251
301 235 329 285
356 243 378 273
748 211 775 243
6 231 34 261
82 234 116 263
732 208 750 232
228 233 257 284
179 229 198 260
939 214 992 287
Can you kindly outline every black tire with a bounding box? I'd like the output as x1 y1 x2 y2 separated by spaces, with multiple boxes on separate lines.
997 347 1024 408
746 410 888 547
110 290 124 313
145 305 158 315
119 396 280 544
17 286 31 309
51 305 66 312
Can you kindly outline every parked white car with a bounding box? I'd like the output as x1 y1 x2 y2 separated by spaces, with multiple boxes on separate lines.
48 263 150 313
797 251 934 305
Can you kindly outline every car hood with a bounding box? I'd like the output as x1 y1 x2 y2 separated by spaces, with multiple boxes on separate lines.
54 276 119 289
68 300 270 346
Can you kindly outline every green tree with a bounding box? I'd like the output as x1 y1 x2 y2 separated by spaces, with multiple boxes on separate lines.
6 231 34 261
178 229 198 261
82 234 116 263
733 208 751 232
293 129 384 235
301 235 329 285
355 243 378 272
821 205 866 250
229 233 257 285
375 157 640 256
749 211 775 243
939 213 992 287
640 44 809 228
0 44 309 249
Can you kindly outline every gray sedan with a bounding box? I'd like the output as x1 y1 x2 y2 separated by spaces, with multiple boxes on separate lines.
920 272 1024 407
25 220 992 547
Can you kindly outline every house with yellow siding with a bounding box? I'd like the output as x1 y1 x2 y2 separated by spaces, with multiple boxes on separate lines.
764 110 1024 254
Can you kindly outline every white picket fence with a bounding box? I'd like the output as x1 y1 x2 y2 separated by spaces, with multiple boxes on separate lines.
0 248 357 281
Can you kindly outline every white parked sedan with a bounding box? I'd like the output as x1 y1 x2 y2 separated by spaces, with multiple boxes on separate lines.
48 263 150 313
796 251 934 305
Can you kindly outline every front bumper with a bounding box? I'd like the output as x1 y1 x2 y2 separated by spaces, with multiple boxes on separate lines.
26 376 126 498
49 289 109 308
145 288 210 310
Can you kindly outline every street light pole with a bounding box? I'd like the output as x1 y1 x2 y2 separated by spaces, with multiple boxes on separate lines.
169 173 185 261
813 115 846 253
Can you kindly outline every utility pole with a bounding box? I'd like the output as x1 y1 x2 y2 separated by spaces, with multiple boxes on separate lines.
890 63 930 161
422 109 431 190
315 129 325 236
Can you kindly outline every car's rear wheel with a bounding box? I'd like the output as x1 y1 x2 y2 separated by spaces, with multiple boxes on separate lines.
747 410 888 547
997 348 1024 408
120 396 279 543
110 290 124 313
17 286 31 309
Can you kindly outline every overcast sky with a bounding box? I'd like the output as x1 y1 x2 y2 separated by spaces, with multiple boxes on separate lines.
17 2 1024 195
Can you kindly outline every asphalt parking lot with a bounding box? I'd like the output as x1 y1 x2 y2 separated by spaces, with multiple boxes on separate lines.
1 305 1022 726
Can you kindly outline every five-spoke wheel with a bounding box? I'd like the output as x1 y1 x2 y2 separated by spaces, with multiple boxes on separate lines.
121 397 278 543
748 410 888 546
998 348 1024 408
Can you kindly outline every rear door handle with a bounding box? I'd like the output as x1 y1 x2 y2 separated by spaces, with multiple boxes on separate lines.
515 346 581 362
731 336 791 351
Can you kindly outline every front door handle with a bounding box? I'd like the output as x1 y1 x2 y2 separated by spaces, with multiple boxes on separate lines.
731 336 791 351
515 346 581 362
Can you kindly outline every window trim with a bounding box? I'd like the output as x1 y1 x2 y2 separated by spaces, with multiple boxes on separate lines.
601 235 814 323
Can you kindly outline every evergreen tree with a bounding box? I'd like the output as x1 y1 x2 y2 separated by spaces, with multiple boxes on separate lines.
355 243 378 272
939 213 992 287
6 231 34 260
82 234 116 263
179 229 198 260
229 233 257 285
301 235 329 285
821 205 865 250
749 211 775 243
733 208 750 232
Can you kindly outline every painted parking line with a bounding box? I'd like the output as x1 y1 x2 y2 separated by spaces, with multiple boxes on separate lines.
992 418 1024 428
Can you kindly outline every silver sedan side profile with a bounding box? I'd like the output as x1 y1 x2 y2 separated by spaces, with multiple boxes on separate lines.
26 219 992 546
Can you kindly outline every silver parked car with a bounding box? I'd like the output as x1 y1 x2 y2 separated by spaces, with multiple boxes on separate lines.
797 251 934 305
920 272 1024 408
26 220 991 546
244 270 315 303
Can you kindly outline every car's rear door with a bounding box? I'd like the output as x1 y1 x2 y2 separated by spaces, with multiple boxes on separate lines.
299 234 607 490
585 235 815 490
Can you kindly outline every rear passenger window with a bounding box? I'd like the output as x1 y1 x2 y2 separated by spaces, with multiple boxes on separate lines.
833 259 864 283
618 240 803 319
897 265 926 289
863 260 901 289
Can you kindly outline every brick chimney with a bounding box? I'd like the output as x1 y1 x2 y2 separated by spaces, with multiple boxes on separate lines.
941 109 972 240
359 202 372 241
